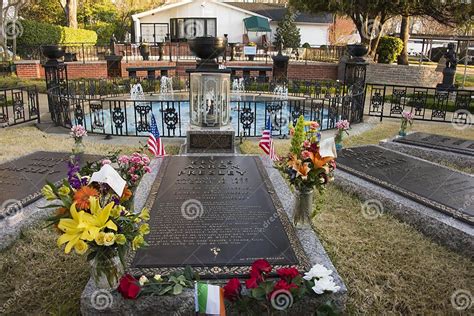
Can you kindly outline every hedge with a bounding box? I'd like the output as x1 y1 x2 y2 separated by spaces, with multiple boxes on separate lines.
17 19 97 47
377 36 404 64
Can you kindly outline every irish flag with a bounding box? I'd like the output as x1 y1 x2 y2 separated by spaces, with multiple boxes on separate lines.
195 282 226 316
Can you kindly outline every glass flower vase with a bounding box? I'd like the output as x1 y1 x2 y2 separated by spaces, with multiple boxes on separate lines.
335 143 343 151
72 138 85 154
90 254 125 290
293 188 314 228
398 129 407 137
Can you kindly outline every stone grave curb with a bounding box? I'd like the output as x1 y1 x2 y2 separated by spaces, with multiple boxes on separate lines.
80 155 347 315
0 198 55 251
379 138 474 171
333 167 474 258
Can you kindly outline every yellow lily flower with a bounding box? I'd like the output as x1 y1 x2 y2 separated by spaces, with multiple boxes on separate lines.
80 197 118 241
57 203 91 254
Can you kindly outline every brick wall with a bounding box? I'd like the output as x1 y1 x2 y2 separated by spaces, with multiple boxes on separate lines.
15 61 42 79
15 59 340 82
66 62 108 79
288 62 338 80
365 63 442 87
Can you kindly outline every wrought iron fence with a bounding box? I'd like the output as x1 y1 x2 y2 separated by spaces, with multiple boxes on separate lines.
19 42 345 64
47 81 363 138
365 83 473 125
0 86 40 127
63 77 345 100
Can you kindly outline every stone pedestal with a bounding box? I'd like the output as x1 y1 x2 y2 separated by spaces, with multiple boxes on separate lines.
105 55 123 78
186 124 235 153
436 67 456 91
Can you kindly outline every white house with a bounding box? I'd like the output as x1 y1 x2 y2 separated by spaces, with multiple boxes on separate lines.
131 0 333 47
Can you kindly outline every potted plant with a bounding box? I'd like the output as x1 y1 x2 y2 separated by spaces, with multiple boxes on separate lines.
139 43 150 61
278 115 337 227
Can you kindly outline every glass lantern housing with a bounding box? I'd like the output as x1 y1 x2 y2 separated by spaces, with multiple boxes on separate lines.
189 72 231 128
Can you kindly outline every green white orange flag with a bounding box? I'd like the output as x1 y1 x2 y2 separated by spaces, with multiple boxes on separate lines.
195 282 226 316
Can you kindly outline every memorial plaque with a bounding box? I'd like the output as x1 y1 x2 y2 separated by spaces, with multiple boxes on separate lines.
130 156 310 278
394 132 474 156
0 151 100 217
337 146 474 225
187 132 234 153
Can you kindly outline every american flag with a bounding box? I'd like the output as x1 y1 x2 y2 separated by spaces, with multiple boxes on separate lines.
148 114 166 157
259 115 279 161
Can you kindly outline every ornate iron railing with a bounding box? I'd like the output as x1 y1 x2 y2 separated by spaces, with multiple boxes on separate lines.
19 42 344 64
64 78 345 100
365 83 473 125
48 83 364 138
0 86 40 127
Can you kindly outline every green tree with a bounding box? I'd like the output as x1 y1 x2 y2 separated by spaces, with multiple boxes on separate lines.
289 0 472 60
21 0 65 25
275 8 301 49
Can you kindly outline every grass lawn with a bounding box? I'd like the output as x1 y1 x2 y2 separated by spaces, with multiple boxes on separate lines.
0 122 473 314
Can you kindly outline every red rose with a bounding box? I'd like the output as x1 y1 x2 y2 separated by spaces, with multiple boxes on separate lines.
245 276 260 289
117 274 141 299
276 267 300 281
223 278 242 302
273 279 298 292
251 259 272 274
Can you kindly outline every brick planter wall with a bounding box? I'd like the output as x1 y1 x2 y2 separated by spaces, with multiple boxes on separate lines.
15 59 350 83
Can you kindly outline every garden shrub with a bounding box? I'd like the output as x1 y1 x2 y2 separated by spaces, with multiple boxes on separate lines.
377 36 404 64
18 19 97 48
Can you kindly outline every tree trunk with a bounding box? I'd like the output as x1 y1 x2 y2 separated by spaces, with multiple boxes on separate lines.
397 15 410 65
66 0 78 29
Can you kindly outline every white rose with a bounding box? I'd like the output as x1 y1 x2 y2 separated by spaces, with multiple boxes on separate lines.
312 276 340 294
303 264 333 281
139 275 148 286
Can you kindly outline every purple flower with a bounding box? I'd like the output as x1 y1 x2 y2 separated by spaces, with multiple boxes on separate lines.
67 157 83 189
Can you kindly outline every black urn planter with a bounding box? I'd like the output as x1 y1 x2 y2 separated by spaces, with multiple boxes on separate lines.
188 36 227 60
347 44 368 57
140 45 150 61
41 45 66 60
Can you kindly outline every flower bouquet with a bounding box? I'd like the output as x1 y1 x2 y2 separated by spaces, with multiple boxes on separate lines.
70 125 87 154
223 259 340 313
334 120 350 151
399 111 414 137
42 153 151 289
278 115 336 227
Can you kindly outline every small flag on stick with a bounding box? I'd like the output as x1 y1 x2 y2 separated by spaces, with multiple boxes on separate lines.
195 282 226 316
147 114 166 157
259 115 279 161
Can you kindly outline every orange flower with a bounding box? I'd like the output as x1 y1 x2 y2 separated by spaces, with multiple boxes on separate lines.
293 160 311 180
73 186 99 209
120 186 133 202
287 154 299 169
309 152 333 169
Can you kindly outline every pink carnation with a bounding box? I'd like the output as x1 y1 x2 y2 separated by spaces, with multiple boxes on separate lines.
118 155 129 164
303 140 311 148
101 159 112 165
131 174 139 182
131 156 142 164
310 121 320 130
335 120 350 131
142 156 151 165
144 166 152 173
70 125 87 138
